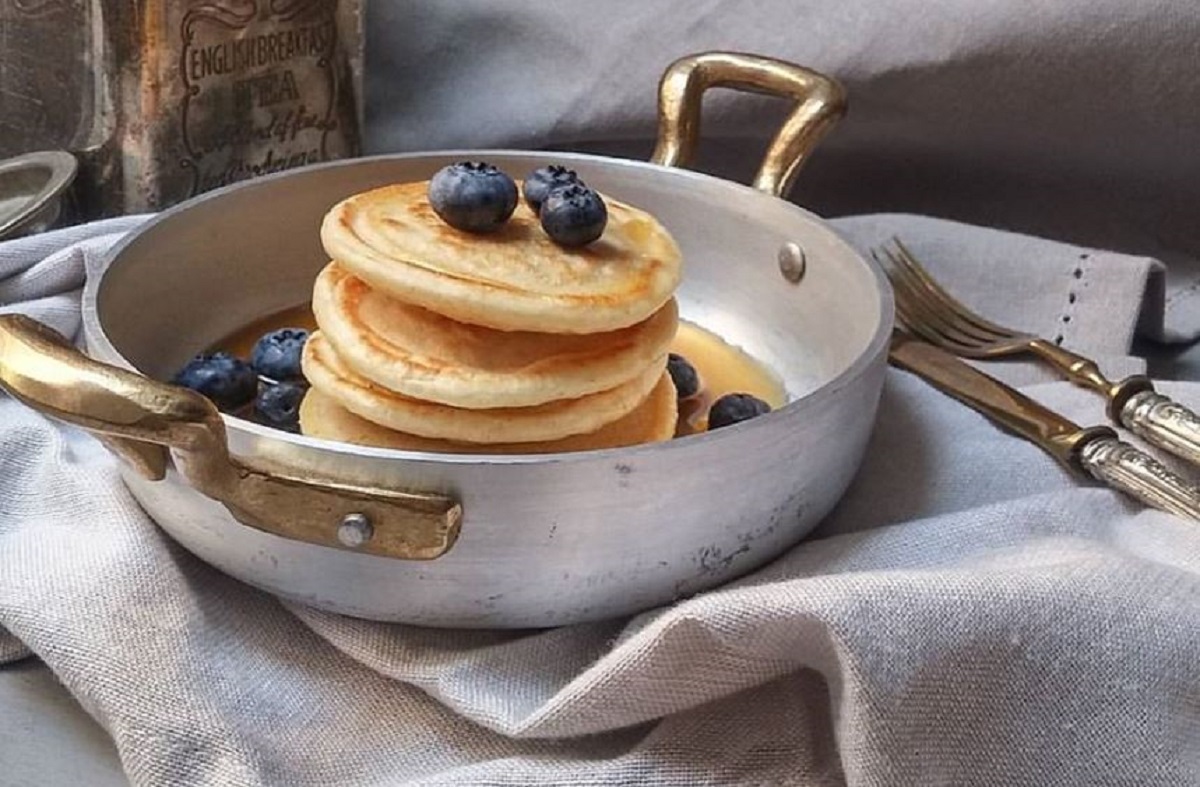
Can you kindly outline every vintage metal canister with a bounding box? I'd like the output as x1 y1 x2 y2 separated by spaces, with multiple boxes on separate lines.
0 0 363 221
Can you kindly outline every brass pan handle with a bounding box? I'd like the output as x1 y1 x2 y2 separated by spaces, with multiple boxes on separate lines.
652 51 847 198
0 314 461 560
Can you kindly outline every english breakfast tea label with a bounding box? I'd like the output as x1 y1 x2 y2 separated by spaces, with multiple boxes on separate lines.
174 0 359 197
0 0 362 219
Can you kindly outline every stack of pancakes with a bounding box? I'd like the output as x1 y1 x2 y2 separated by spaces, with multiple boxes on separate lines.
299 180 685 453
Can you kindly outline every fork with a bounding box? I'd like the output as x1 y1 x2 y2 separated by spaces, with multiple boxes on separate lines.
874 238 1200 468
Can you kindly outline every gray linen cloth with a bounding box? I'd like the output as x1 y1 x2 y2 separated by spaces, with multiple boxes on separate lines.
1 213 1198 786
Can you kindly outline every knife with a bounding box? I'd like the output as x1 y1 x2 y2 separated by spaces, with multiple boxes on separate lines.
889 332 1200 521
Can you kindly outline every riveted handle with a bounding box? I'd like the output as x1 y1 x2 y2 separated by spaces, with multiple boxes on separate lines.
0 314 462 559
651 51 847 198
1118 389 1200 468
1078 435 1200 521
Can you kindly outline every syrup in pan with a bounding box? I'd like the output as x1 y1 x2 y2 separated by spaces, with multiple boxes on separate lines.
218 305 786 440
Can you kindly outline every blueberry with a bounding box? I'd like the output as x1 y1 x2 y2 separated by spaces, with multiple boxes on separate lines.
250 328 308 381
523 165 584 213
427 161 518 233
707 393 772 430
540 184 607 247
173 352 258 411
255 381 306 432
667 353 700 399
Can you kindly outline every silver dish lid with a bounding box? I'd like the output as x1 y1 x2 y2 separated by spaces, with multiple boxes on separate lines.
0 150 78 241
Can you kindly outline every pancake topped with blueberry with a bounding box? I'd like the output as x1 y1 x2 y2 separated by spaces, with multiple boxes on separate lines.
320 163 683 334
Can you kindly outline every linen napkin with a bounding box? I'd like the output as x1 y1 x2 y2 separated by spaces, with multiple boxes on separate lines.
2 213 1198 786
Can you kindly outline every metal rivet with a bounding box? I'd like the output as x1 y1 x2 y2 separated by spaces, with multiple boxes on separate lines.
778 242 806 283
337 513 374 548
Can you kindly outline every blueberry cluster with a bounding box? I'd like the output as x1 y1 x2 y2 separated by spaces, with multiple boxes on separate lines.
427 162 607 247
667 352 772 429
172 328 309 432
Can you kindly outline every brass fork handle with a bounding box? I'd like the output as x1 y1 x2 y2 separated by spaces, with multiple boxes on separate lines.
1028 339 1112 393
1030 338 1200 468
651 51 847 198
1078 436 1200 521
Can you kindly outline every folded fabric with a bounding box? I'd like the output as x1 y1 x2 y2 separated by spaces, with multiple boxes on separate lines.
1 212 1197 786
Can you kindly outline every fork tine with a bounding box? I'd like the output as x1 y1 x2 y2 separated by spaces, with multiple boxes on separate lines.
889 238 1021 340
872 250 983 350
891 289 951 345
890 276 987 352
882 243 1004 345
877 247 996 349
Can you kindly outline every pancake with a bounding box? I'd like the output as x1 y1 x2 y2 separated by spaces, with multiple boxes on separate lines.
320 180 683 334
302 331 668 444
312 262 679 409
299 375 678 454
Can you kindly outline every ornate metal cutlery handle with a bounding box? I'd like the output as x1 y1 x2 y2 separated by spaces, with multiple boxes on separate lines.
1027 340 1200 467
1030 342 1200 469
1119 390 1200 468
1078 436 1200 521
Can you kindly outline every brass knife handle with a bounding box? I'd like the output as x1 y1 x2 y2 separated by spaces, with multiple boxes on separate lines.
1078 436 1200 521
0 314 462 560
651 51 847 198
1118 389 1200 468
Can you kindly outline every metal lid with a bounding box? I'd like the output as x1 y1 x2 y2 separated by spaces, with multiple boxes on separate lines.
0 151 79 241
